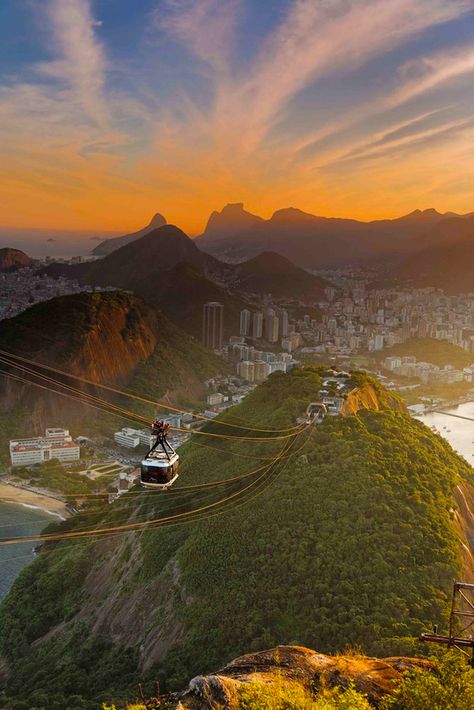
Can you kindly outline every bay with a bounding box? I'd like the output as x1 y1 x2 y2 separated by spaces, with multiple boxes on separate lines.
0 502 54 601
417 400 474 465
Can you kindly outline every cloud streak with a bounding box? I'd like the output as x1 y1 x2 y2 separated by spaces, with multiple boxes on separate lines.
211 0 474 153
37 0 108 127
151 0 239 75
392 44 474 106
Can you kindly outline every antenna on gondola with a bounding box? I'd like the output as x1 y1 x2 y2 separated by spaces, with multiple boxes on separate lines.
420 581 474 666
140 419 179 490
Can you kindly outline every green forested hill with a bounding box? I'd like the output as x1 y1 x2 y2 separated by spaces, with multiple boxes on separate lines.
0 291 226 463
0 369 472 709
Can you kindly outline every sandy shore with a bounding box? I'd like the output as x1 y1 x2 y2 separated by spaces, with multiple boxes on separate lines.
0 482 69 519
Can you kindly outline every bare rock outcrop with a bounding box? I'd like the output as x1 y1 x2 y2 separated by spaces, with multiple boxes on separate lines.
172 645 430 708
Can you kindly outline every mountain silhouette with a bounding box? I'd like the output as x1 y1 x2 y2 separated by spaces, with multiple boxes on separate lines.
198 204 468 268
91 212 167 256
395 215 474 293
232 251 328 299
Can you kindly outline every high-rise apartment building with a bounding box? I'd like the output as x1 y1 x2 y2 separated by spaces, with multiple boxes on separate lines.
265 309 279 343
202 301 224 350
240 309 251 336
252 311 263 339
278 308 289 337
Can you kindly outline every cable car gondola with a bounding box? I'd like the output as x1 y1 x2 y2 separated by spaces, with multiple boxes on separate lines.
140 419 179 490
306 402 327 425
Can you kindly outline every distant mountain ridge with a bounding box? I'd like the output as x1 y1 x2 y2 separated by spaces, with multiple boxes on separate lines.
92 212 167 256
231 251 328 300
42 225 329 338
203 202 264 242
84 224 210 287
87 204 473 283
197 202 472 268
41 226 246 338
394 214 474 293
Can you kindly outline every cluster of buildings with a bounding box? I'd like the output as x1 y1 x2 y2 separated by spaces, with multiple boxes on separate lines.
239 307 303 353
383 355 474 384
202 302 301 354
303 284 474 357
223 339 298 382
239 307 290 343
0 267 116 321
202 302 300 384
9 428 80 467
203 286 473 372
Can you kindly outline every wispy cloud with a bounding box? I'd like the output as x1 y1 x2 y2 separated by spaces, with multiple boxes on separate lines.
324 116 474 169
1 0 474 231
36 0 108 127
151 0 240 75
392 44 474 106
212 0 474 153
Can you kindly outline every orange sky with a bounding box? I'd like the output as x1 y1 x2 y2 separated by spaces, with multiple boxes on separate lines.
1 0 473 236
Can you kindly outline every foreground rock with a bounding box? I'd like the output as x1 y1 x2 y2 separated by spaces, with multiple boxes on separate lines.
171 645 430 708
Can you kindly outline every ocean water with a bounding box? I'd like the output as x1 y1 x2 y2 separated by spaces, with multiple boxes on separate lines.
0 502 57 601
0 228 118 258
416 401 474 465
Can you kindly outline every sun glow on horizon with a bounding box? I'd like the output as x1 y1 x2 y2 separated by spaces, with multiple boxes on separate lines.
1 0 473 237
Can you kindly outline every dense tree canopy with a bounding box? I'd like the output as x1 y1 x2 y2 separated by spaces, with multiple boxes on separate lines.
0 368 472 708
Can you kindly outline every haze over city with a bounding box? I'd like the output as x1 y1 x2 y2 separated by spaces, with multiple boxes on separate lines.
1 0 474 237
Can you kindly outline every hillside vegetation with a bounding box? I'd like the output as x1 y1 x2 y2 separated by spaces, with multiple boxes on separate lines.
0 369 473 709
0 248 32 272
0 291 225 462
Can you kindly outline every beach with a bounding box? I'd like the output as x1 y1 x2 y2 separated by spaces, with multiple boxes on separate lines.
0 481 70 518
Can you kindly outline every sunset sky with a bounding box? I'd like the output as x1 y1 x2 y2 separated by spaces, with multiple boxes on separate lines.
1 0 474 236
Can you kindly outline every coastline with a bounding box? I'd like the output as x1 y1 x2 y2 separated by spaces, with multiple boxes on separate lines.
0 481 69 519
419 396 474 415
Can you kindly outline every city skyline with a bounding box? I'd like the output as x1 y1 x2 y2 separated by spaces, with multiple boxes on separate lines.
1 0 474 237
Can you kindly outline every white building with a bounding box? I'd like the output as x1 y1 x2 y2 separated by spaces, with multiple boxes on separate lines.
163 413 182 429
268 362 287 374
114 428 155 449
383 355 402 371
207 392 225 406
10 428 80 467
237 360 255 382
374 334 384 351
